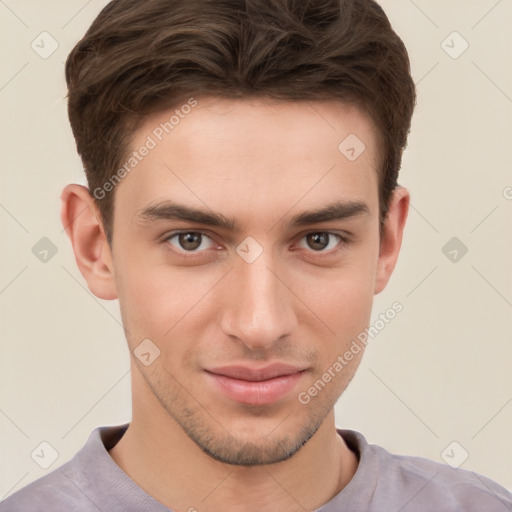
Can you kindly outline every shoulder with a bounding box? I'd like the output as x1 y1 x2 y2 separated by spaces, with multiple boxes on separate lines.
0 461 94 512
0 424 129 512
339 430 512 511
380 447 512 510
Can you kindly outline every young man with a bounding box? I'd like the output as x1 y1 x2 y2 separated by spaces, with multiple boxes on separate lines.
2 0 511 510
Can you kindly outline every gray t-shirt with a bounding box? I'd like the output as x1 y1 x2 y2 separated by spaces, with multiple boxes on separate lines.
1 423 511 511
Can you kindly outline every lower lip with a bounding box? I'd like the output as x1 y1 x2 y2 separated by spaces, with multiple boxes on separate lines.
206 371 305 406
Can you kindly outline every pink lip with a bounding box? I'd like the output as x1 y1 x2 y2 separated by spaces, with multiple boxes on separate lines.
205 364 307 405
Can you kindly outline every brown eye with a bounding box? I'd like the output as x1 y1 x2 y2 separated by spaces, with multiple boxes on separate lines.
306 232 330 251
297 232 348 254
164 231 216 253
178 232 202 250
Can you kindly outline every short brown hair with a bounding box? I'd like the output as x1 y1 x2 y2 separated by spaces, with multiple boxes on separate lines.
65 0 416 246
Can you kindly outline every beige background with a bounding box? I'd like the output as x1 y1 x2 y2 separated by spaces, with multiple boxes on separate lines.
1 0 511 499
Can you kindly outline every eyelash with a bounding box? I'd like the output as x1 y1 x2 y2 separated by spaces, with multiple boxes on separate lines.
161 230 351 259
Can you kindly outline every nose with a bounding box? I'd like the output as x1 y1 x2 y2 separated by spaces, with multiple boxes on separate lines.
219 249 298 352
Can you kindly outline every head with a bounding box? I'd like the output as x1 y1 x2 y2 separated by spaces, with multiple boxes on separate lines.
62 0 415 465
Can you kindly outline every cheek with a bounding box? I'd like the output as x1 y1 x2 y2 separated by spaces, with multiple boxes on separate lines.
293 254 378 371
299 257 377 331
115 252 223 345
114 223 379 353
310 278 374 357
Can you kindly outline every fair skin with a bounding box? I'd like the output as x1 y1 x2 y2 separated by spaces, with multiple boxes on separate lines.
61 97 409 512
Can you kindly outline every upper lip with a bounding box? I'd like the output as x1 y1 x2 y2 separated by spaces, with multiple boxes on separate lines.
206 363 307 382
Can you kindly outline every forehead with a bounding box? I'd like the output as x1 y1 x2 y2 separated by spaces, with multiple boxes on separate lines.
114 97 380 228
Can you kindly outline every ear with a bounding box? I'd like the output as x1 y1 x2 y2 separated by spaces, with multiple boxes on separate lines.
374 186 410 295
60 184 118 300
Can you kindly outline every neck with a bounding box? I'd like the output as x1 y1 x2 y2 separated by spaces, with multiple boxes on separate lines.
109 374 358 511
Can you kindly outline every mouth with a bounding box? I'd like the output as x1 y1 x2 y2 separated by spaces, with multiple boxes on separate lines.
205 363 308 406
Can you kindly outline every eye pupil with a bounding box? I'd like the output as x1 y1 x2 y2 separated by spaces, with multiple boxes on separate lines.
307 233 329 251
179 232 202 250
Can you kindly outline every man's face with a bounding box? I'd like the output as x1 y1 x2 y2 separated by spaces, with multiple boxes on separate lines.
108 97 384 465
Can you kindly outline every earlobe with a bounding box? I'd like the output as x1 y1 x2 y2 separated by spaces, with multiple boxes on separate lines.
60 184 118 300
374 186 410 295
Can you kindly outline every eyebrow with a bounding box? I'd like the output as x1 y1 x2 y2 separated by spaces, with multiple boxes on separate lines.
136 199 369 232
